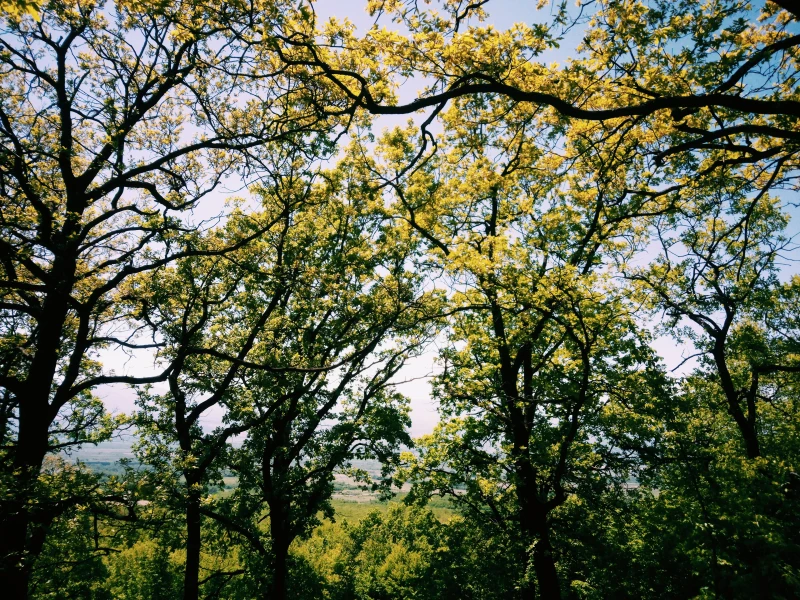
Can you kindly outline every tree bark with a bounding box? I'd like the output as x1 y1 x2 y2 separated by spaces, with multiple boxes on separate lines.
0 507 31 600
271 540 289 600
0 245 80 597
516 475 561 600
532 511 561 600
268 506 291 600
0 393 53 600
517 508 561 600
712 344 761 459
184 485 202 600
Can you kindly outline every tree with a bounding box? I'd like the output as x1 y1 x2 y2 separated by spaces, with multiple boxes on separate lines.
2 1 798 597
128 154 322 600
0 1 344 595
273 0 800 186
104 539 182 600
128 148 438 600
412 281 663 599
215 160 438 600
604 359 800 599
339 504 448 600
364 120 666 598
628 174 796 458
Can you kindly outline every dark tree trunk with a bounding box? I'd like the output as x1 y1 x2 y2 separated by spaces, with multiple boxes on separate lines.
0 400 53 600
517 509 561 600
532 512 561 600
271 539 289 600
268 504 291 600
0 508 31 600
184 485 202 600
1 252 79 598
517 520 538 600
738 420 761 460
712 345 761 459
517 466 561 600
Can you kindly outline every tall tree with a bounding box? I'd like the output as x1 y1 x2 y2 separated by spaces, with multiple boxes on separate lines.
216 160 439 600
130 151 438 599
127 151 323 600
0 1 343 595
368 121 667 598
629 174 795 458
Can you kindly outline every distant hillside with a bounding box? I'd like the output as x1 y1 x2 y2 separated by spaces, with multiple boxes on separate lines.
67 437 386 479
65 437 135 462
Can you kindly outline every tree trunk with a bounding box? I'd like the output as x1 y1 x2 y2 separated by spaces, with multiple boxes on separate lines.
517 470 561 600
518 509 561 600
0 403 52 600
184 485 202 600
271 538 289 600
532 512 561 600
739 422 761 460
0 508 31 600
268 505 291 600
712 342 761 459
1 258 77 598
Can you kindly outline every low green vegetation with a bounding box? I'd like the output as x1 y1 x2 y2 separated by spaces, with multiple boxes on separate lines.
328 496 455 523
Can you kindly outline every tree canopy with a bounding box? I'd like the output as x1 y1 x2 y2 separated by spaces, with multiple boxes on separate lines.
1 1 798 599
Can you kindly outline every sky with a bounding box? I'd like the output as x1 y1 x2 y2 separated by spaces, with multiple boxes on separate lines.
94 0 800 441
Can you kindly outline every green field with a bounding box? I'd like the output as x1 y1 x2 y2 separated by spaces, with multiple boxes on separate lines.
329 494 455 522
211 475 456 522
98 463 459 523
